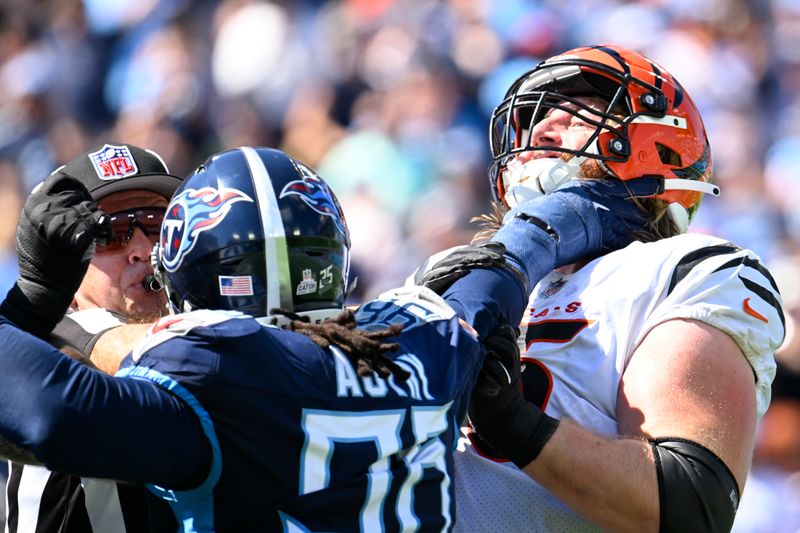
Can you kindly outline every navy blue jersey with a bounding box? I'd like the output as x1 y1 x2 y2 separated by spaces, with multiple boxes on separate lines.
0 268 528 532
120 287 483 531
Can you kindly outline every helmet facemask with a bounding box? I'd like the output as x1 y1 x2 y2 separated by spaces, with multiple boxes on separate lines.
488 46 719 233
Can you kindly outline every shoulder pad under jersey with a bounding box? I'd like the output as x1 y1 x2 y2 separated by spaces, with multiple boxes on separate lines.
132 310 250 362
642 235 783 417
356 285 460 334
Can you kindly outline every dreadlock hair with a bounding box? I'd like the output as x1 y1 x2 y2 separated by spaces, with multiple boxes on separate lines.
270 308 411 382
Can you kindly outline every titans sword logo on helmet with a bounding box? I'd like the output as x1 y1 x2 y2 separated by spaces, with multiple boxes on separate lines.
280 172 348 239
161 186 253 271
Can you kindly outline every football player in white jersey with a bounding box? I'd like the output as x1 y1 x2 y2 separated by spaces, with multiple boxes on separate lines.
444 45 784 532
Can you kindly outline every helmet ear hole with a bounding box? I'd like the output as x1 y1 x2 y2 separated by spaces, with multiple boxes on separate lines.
656 143 682 167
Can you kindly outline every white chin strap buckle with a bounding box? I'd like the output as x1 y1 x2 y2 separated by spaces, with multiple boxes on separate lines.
502 157 584 208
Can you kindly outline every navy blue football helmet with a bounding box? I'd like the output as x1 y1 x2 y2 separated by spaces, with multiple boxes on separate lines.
153 147 352 323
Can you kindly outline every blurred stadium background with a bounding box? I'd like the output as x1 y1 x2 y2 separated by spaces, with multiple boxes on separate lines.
0 0 797 529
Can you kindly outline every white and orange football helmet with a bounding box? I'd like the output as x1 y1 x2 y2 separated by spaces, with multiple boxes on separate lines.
489 45 719 232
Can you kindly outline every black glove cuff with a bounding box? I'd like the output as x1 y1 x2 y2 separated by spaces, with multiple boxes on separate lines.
0 281 73 338
509 403 560 468
471 391 560 468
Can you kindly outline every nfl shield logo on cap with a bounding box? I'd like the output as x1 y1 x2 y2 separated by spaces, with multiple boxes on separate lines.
88 144 139 180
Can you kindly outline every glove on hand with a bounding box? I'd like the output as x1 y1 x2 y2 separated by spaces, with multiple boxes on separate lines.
416 242 512 295
0 172 111 337
472 321 520 397
493 177 663 288
469 322 559 468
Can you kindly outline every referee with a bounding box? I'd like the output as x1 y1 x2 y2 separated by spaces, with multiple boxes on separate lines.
4 143 181 533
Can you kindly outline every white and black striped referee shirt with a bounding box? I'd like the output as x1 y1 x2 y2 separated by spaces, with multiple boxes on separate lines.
5 463 154 533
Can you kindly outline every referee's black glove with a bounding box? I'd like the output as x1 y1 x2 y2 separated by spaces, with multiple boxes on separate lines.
0 172 111 338
469 322 560 468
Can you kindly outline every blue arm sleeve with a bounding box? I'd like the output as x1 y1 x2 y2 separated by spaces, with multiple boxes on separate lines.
0 318 211 488
442 266 528 341
491 213 558 293
443 216 557 341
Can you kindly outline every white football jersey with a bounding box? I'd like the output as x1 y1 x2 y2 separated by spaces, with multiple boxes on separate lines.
451 233 784 532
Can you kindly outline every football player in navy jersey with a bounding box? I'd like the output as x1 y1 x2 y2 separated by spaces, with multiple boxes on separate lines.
0 145 658 532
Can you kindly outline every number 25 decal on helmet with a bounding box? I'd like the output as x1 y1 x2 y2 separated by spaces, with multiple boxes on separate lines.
489 44 720 232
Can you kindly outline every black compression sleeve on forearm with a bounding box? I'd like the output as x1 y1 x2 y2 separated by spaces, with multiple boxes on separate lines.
470 392 560 469
506 403 560 468
0 281 73 338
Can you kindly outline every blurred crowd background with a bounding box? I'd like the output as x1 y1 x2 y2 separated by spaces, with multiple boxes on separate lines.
0 0 798 529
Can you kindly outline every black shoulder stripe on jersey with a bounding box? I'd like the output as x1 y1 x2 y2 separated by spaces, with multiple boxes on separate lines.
667 244 741 295
713 256 780 294
739 275 785 330
525 320 590 345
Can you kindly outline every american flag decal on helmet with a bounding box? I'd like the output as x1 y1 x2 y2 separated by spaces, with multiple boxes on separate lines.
219 275 254 296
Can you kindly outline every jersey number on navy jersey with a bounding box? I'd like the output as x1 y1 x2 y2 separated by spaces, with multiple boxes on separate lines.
287 402 454 531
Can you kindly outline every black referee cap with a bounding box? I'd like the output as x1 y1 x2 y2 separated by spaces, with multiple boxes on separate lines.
52 143 182 201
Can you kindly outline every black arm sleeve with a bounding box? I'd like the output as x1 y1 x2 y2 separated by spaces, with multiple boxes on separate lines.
652 438 740 533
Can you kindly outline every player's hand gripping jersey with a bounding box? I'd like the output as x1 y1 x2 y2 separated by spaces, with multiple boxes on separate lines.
449 233 784 532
